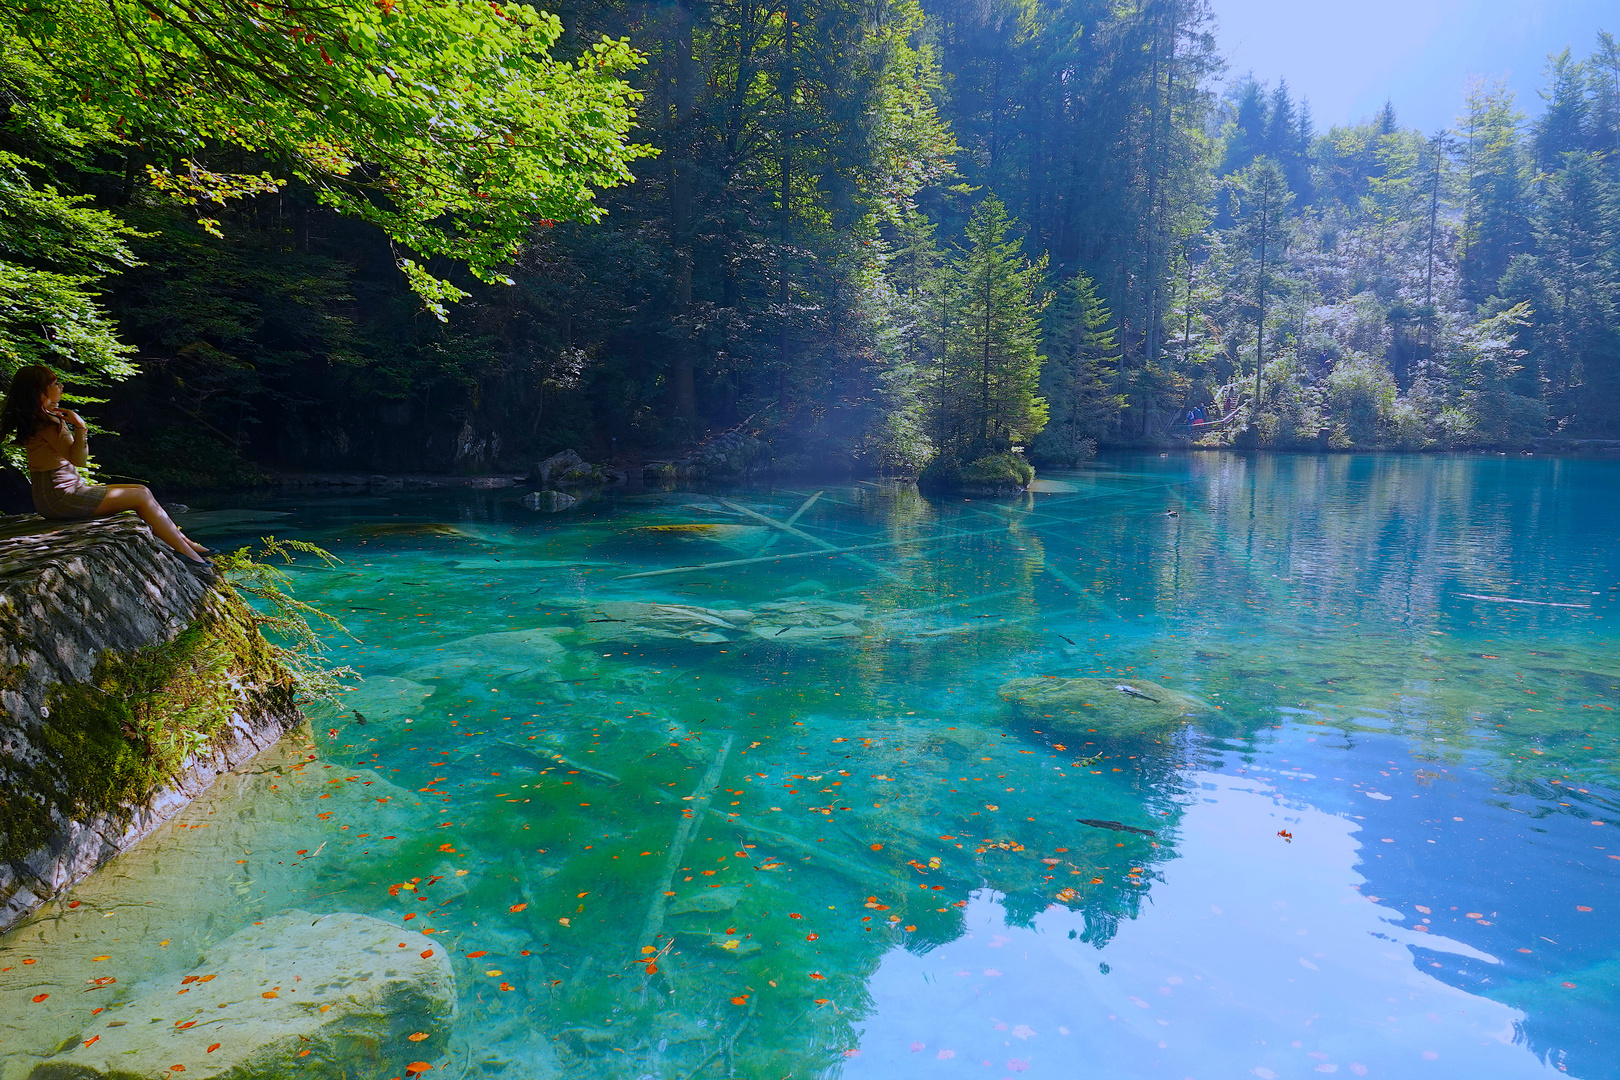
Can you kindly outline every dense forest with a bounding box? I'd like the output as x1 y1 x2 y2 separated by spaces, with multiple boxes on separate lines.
2 0 1618 489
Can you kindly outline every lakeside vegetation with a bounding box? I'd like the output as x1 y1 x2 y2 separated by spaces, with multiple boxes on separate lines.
1 0 1617 489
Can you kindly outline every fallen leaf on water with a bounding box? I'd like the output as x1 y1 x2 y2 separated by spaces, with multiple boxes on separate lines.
870 843 883 851
91 955 110 962
814 997 830 1004
420 950 434 959
499 982 514 991
262 991 278 999
509 903 527 913
319 1004 331 1013
408 1033 429 1042
207 1043 220 1053
806 933 819 941
789 913 802 919
83 1036 99 1047
405 1064 433 1075
1090 877 1104 884
198 974 215 983
486 970 503 977
558 917 570 926
176 1021 196 1029
731 995 749 1005
809 972 825 980
466 950 488 958
30 994 48 1003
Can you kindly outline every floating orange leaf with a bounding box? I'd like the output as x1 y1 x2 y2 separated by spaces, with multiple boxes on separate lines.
420 950 434 959
198 974 215 983
509 903 527 913
789 913 802 919
206 1043 221 1053
466 950 488 958
731 995 749 1005
262 991 278 999
407 1033 429 1042
806 933 819 941
405 1064 433 1075
809 972 825 980
170 1067 186 1073
499 982 514 991
1090 877 1104 884
176 1020 196 1029
83 1035 100 1047
91 955 110 962
870 844 883 851
30 993 48 1003
813 997 830 1004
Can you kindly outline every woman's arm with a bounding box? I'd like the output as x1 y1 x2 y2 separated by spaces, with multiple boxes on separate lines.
37 413 88 467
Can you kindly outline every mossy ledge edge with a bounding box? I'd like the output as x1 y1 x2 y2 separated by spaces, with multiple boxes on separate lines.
0 514 303 934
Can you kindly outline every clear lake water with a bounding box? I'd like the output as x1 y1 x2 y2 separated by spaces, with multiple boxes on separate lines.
3 451 1618 1080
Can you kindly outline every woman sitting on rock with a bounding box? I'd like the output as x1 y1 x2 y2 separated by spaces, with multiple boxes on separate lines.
1 365 209 565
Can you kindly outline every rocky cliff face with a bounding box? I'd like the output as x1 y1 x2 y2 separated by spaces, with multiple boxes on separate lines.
0 515 302 933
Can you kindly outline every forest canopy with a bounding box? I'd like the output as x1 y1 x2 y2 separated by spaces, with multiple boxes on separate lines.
1 0 1616 487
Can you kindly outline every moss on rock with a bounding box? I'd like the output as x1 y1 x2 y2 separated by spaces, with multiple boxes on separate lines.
0 590 290 865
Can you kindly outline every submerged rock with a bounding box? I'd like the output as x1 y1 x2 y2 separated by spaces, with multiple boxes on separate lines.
522 489 578 512
573 599 872 647
998 677 1208 735
670 885 745 914
31 910 455 1080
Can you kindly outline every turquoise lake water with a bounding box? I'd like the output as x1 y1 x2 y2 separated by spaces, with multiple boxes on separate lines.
3 451 1618 1079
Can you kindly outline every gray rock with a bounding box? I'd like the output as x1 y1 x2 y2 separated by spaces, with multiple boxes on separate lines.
30 910 455 1080
0 516 302 935
531 450 597 488
998 676 1208 736
522 490 578 512
670 885 745 914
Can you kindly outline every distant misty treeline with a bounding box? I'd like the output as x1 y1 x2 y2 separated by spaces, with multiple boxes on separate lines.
40 2 1618 487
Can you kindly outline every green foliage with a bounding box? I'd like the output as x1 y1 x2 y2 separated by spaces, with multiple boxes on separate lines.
0 149 139 381
0 0 652 308
1030 271 1121 465
216 538 359 708
929 195 1049 458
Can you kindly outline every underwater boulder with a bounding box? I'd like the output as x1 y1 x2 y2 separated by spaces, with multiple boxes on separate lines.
746 599 872 643
998 677 1208 736
30 910 455 1080
522 489 578 512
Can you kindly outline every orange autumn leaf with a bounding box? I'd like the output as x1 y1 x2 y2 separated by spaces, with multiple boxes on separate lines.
207 1044 221 1053
407 1033 429 1042
813 997 830 1004
30 993 48 1003
806 933 819 941
262 991 278 999
730 995 749 1005
1090 877 1104 884
466 950 488 958
405 1064 433 1076
789 913 802 919
809 972 825 980
420 950 434 959
198 974 215 983
509 903 527 913
646 963 658 975
170 1067 186 1073
499 982 514 991
175 1020 196 1029
83 1035 100 1047
91 955 110 962
870 844 883 851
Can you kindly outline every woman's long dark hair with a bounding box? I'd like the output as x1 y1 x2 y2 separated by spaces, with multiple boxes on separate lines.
0 365 61 446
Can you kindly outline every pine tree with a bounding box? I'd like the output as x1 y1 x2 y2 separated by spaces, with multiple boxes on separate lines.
1457 80 1530 303
1227 157 1295 425
1030 271 1123 464
933 195 1050 456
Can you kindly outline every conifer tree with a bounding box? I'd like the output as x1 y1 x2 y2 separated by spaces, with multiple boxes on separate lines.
932 195 1050 456
1030 271 1123 464
1227 157 1295 423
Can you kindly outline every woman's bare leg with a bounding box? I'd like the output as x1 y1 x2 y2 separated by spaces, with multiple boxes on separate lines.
95 485 207 563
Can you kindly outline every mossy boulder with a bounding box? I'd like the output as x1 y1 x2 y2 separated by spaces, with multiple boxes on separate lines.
919 451 1035 494
998 676 1209 736
0 516 302 933
29 910 456 1080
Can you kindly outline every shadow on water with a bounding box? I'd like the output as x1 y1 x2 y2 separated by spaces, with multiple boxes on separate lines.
2 452 1617 1079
